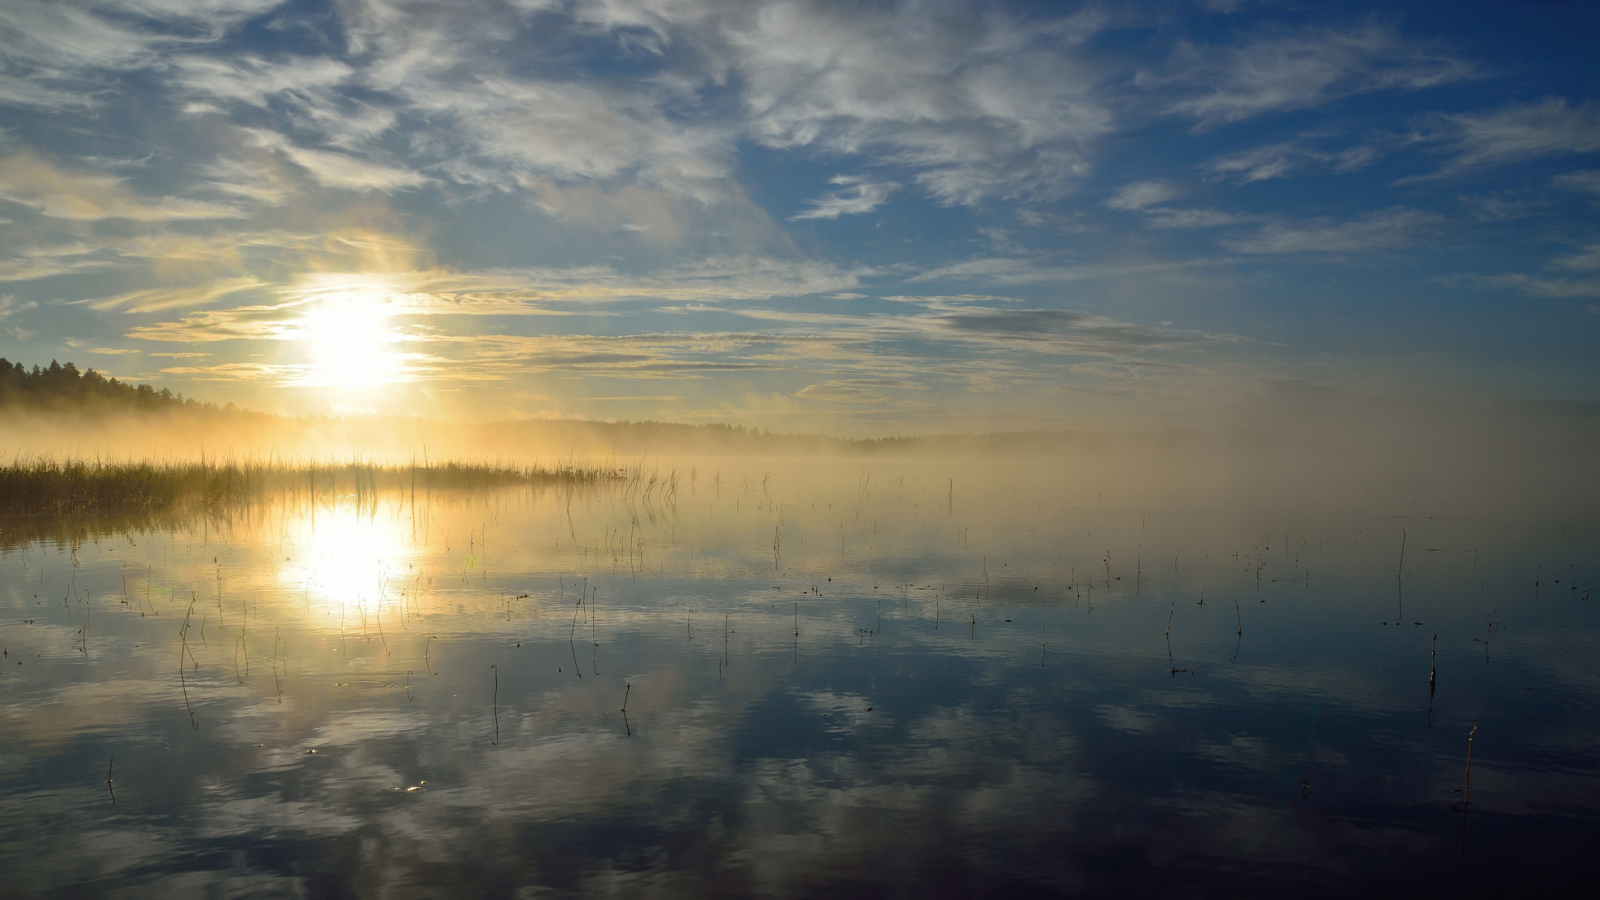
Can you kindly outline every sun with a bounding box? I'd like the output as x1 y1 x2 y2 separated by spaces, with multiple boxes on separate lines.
296 292 403 388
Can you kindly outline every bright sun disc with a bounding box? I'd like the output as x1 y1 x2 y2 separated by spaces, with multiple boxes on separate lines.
299 294 401 388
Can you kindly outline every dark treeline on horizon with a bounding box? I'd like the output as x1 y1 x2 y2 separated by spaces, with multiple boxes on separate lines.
0 358 213 411
476 416 1243 457
0 358 1270 456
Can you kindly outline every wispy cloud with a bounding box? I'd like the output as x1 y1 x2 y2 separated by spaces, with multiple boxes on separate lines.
0 293 37 321
0 152 243 221
123 258 873 345
157 361 287 380
1479 242 1600 299
1142 207 1247 229
1153 21 1472 127
792 176 899 220
794 378 928 406
0 0 286 120
127 303 301 344
83 276 264 313
1105 180 1178 211
1223 207 1443 254
911 257 1209 285
1203 138 1386 183
1482 273 1600 299
244 130 427 193
0 242 118 282
1553 243 1600 272
1420 98 1600 176
727 0 1111 204
169 53 353 111
919 308 1218 355
0 74 95 111
1553 169 1600 196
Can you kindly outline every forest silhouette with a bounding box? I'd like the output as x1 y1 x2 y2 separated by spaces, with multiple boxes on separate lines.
0 358 212 411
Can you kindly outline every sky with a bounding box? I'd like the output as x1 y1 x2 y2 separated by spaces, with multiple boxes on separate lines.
0 0 1597 434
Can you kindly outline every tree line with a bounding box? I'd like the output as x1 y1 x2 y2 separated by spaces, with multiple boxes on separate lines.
0 358 212 411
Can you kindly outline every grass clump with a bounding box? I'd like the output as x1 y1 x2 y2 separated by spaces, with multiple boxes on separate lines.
0 456 621 518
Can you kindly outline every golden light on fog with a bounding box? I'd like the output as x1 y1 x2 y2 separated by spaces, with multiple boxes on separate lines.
296 292 402 388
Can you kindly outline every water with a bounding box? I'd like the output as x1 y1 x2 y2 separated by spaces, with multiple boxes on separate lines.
2 462 1597 897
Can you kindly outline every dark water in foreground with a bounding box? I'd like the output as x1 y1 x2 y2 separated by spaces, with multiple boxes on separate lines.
2 464 1597 898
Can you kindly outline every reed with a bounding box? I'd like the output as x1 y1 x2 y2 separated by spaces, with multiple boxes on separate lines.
1455 724 1479 806
1428 633 1437 728
489 665 499 746
0 454 624 518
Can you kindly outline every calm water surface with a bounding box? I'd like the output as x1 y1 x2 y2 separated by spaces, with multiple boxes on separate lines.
2 462 1597 897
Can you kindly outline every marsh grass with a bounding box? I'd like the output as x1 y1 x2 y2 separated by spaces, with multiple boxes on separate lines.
0 455 629 518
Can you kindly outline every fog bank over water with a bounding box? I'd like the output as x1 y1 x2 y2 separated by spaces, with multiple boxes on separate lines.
3 396 1597 501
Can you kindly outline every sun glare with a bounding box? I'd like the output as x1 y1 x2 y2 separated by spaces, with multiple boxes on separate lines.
278 503 415 622
297 293 403 388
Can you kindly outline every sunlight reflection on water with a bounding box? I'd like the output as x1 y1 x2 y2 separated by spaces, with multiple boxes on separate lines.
1 461 1597 896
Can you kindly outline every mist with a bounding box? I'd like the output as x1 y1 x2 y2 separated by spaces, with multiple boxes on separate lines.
4 393 1596 516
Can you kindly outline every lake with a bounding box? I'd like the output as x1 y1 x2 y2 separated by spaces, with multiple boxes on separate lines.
2 459 1596 897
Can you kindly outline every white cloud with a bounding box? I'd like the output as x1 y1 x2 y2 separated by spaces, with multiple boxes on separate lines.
0 2 171 71
792 176 898 220
0 74 95 111
169 53 401 153
1223 208 1443 254
1105 180 1178 211
1154 22 1472 127
0 151 244 220
918 308 1212 356
1206 142 1299 182
1484 273 1600 299
1553 243 1600 272
169 54 353 110
794 378 925 406
880 294 1021 308
0 0 285 87
1553 170 1600 195
1425 98 1600 175
0 242 117 282
84 276 265 313
1457 193 1543 223
327 1 737 201
911 257 1208 285
244 130 427 192
0 293 38 320
1142 207 1245 229
197 156 293 206
1204 139 1385 183
726 0 1112 204
453 80 732 191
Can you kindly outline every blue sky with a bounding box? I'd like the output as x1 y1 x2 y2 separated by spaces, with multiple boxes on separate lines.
0 0 1596 433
